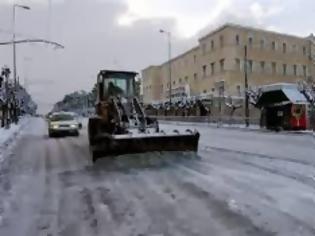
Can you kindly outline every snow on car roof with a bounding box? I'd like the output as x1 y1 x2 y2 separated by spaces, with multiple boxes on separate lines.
51 111 77 116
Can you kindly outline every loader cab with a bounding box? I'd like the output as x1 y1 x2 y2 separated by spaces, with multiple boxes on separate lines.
97 70 137 102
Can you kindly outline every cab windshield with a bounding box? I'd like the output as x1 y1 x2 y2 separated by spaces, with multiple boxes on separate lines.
104 77 134 97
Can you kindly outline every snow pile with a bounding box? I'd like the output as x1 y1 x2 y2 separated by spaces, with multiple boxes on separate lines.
0 117 29 164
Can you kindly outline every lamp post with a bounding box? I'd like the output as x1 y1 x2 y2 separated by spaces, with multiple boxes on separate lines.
13 4 31 89
244 45 250 127
159 29 172 105
12 4 30 123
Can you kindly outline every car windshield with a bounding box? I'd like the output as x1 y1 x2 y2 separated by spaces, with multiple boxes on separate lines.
50 114 74 121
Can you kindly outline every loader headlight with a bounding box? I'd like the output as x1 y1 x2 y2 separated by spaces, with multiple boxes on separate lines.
70 124 77 128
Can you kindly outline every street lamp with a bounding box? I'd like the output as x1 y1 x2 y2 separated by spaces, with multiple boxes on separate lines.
159 29 172 105
12 4 31 123
13 4 31 89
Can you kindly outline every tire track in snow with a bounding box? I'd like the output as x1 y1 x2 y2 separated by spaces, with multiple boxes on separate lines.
57 135 109 236
169 151 315 236
201 145 315 167
199 146 315 189
33 133 65 236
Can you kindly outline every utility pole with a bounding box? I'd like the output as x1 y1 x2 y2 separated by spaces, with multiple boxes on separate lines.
168 32 172 105
1 66 11 128
244 45 250 127
160 29 172 105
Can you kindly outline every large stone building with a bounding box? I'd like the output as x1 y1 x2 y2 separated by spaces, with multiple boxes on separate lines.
142 23 315 104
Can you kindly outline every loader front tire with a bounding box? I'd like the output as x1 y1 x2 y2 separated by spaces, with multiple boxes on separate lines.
88 117 101 146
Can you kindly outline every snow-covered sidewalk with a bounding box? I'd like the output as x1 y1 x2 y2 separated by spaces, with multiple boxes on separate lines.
0 117 30 164
160 120 315 138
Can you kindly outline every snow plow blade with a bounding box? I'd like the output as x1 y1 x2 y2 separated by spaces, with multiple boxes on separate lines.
90 131 200 162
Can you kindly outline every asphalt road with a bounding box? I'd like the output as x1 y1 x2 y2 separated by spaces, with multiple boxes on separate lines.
0 118 315 236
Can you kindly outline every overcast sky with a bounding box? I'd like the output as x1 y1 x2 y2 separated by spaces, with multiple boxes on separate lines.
0 0 314 113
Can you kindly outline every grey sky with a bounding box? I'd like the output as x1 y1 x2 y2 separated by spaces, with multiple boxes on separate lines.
0 0 314 113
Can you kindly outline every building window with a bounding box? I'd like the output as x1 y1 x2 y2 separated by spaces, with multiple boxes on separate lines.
193 55 197 64
272 41 276 50
260 39 265 49
211 88 215 92
236 35 240 45
185 76 188 82
248 37 253 48
220 59 225 72
236 85 241 97
292 44 296 52
203 90 207 94
235 58 240 71
283 64 287 75
173 80 176 85
194 73 198 80
303 65 307 77
293 65 297 76
272 62 276 74
260 61 265 73
220 35 224 48
202 65 207 77
248 60 253 73
283 43 286 53
202 43 207 55
179 78 182 83
303 46 306 56
211 40 214 50
210 62 215 75
235 34 240 45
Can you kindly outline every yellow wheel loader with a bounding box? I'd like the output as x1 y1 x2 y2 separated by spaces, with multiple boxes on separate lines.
88 70 200 162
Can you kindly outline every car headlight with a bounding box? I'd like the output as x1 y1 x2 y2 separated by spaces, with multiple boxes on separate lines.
70 124 77 128
51 124 59 129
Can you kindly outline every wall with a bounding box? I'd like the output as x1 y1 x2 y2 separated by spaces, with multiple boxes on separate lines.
142 66 162 104
142 23 314 105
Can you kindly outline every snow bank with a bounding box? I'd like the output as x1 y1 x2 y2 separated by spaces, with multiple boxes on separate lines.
0 117 29 164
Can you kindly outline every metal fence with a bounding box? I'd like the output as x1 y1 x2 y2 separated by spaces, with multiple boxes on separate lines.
152 115 261 126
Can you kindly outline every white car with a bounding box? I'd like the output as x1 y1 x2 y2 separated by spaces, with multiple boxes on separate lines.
48 112 82 137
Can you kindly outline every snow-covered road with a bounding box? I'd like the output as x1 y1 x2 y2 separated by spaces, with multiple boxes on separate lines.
0 118 315 236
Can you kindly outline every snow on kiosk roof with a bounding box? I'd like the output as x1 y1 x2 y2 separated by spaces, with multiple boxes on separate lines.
256 83 308 107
